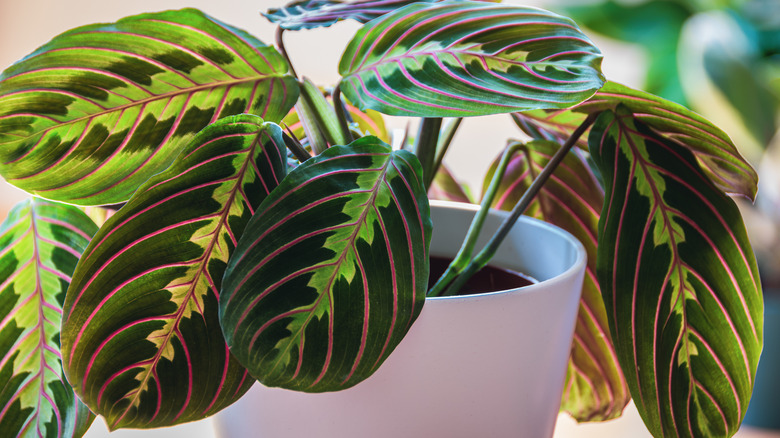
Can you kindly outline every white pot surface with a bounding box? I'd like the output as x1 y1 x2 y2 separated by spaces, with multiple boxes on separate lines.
215 201 587 438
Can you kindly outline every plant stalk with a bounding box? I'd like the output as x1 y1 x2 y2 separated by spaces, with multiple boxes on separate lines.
416 117 443 191
438 112 598 297
432 117 462 175
276 28 298 79
282 127 311 162
332 84 355 144
427 141 524 297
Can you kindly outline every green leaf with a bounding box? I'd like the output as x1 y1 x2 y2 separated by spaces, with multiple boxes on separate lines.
299 78 349 148
484 140 629 422
590 106 762 437
0 8 298 206
264 0 440 31
0 198 97 437
514 81 758 200
220 136 431 392
60 115 288 429
338 0 604 117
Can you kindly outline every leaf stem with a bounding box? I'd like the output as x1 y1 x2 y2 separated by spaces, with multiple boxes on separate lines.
282 128 311 162
416 117 443 191
332 84 354 144
437 112 598 297
427 140 524 297
432 118 462 175
276 28 298 79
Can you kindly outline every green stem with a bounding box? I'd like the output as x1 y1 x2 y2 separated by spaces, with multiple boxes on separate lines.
282 127 311 162
332 84 354 144
432 118 462 176
276 28 298 79
427 141 524 297
416 118 443 191
439 112 598 297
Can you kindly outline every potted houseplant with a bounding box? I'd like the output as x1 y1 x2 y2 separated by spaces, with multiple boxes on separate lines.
0 1 763 437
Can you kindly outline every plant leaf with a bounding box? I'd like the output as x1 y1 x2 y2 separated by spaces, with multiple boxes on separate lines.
264 0 440 31
282 89 389 150
514 81 758 200
299 78 349 148
338 0 604 117
220 136 431 392
484 140 629 422
428 164 472 203
590 106 762 437
60 115 288 429
0 198 97 437
0 8 298 206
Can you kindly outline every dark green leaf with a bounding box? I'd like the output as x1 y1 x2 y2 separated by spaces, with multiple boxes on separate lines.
61 115 287 429
590 106 762 437
339 0 604 117
220 136 431 392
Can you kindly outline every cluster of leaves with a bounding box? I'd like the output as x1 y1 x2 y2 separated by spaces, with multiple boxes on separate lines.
0 1 764 437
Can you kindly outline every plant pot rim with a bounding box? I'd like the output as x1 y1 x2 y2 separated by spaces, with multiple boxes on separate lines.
426 199 587 302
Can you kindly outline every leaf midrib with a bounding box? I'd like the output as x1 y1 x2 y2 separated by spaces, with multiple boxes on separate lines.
112 132 262 428
266 156 392 389
1 74 285 153
30 204 64 437
619 116 697 434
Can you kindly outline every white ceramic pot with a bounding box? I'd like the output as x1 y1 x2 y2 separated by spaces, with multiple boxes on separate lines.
215 201 587 438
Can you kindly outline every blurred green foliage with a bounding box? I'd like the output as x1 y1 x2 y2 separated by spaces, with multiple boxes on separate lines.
558 0 779 154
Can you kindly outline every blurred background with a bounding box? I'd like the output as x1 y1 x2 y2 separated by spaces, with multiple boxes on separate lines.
0 0 777 437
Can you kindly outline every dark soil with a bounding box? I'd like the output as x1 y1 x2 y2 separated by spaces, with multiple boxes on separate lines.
428 256 536 296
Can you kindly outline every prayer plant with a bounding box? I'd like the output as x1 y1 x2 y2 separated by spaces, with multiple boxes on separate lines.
0 1 763 437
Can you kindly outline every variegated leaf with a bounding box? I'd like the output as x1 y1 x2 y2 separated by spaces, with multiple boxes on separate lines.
484 140 629 421
590 106 762 437
514 81 757 200
341 99 389 142
80 207 118 229
282 91 389 148
339 0 604 117
0 199 97 437
0 9 298 206
428 164 472 203
220 136 431 392
60 115 288 429
264 0 440 31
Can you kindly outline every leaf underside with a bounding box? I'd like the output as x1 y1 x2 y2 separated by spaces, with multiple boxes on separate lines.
60 115 288 429
428 164 472 203
0 8 298 206
264 0 440 31
0 199 97 438
514 81 758 200
590 107 762 438
220 136 431 393
485 140 629 422
339 0 604 117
